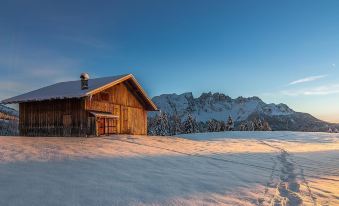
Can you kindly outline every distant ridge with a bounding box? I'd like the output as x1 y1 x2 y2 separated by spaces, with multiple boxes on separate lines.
150 92 338 132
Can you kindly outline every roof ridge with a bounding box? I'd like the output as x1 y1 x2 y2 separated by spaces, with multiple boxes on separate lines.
56 73 132 84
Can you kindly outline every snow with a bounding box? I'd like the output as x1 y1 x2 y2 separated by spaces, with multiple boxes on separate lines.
0 104 18 116
0 131 338 205
1 74 129 104
150 92 295 122
179 131 339 143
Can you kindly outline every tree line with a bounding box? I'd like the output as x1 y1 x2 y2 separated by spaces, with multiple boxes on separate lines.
147 112 272 136
0 112 19 135
0 112 18 121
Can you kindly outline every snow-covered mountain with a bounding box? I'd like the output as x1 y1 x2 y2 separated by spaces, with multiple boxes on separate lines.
0 104 19 135
0 104 18 117
150 92 337 132
151 92 294 121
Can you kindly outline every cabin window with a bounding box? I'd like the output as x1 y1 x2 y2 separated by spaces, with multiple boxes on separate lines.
63 115 72 127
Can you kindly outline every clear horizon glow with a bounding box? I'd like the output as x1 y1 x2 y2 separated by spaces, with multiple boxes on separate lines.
1 0 339 123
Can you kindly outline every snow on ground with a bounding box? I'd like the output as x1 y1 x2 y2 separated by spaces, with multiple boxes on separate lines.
0 131 338 206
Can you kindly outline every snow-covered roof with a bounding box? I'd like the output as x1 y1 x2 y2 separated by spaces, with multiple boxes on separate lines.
2 74 158 111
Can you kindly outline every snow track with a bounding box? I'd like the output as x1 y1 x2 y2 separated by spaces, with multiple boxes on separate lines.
118 134 339 205
181 131 339 205
257 140 317 206
271 150 303 206
106 135 329 206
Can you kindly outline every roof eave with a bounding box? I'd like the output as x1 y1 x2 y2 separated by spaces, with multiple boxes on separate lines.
1 96 85 104
129 75 158 111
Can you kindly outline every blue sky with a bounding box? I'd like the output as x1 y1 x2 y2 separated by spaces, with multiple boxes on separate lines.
1 0 339 122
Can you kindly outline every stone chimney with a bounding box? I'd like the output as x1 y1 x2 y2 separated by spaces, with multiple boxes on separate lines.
80 73 89 90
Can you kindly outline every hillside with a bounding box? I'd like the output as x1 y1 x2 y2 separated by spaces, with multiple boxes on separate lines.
0 104 19 135
150 92 337 132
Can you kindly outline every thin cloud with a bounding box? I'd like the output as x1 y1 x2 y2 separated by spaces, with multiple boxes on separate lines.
288 75 327 85
281 84 339 96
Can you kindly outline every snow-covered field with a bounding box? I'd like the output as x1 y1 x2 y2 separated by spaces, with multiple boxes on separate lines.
0 131 338 206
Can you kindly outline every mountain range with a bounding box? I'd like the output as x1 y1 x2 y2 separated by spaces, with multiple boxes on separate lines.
150 92 338 132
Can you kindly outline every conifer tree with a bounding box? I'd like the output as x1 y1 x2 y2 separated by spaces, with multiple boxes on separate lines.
253 118 263 131
257 119 263 130
226 115 234 131
207 119 221 132
196 121 206 133
248 121 255 131
183 114 197 134
239 122 246 131
157 112 170 136
170 114 182 135
147 115 157 135
219 120 226 131
262 121 272 131
207 120 214 132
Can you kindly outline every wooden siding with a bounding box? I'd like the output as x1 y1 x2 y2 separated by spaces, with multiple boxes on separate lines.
85 82 148 135
90 82 145 108
18 82 149 136
19 99 89 136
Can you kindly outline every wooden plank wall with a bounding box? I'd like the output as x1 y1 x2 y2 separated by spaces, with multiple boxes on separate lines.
19 99 88 136
85 82 148 135
18 81 149 136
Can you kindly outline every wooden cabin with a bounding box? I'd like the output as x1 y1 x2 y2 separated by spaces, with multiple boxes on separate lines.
2 74 158 137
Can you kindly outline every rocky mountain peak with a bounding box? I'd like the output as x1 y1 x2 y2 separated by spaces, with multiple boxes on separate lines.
151 92 295 122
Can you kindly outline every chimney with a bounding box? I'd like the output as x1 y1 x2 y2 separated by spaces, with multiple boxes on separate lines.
80 73 89 90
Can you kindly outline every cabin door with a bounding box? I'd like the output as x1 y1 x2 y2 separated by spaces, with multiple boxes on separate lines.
105 118 118 134
63 115 72 136
98 118 105 136
121 106 130 134
97 118 118 136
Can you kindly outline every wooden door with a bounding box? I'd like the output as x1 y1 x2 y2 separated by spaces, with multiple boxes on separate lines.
98 118 105 136
63 115 72 136
113 105 120 133
106 118 118 134
87 117 96 136
121 106 130 134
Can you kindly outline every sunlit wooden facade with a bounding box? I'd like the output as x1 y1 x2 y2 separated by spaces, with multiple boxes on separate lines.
85 82 149 136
